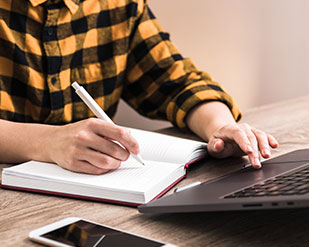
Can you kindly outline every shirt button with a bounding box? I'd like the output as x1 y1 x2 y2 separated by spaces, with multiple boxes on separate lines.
51 77 57 85
48 28 54 36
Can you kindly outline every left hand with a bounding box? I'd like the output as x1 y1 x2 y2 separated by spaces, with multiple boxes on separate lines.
207 123 279 168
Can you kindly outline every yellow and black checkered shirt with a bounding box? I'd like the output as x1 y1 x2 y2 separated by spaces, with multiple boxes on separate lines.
0 0 241 129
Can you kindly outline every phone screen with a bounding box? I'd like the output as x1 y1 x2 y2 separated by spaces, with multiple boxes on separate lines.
41 220 164 247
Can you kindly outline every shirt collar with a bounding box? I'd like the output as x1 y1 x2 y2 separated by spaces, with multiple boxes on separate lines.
29 0 80 14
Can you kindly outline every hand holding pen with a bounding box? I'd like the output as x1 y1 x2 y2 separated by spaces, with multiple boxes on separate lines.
45 115 142 174
72 82 145 166
41 83 143 175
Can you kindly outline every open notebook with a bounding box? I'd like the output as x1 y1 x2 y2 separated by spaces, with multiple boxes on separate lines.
1 128 207 206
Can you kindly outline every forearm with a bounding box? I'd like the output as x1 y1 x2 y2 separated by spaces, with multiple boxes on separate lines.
186 101 237 141
0 118 140 174
0 119 57 163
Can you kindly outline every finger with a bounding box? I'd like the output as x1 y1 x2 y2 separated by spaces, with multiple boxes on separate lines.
87 119 140 155
243 127 262 165
64 160 110 175
251 128 271 159
243 126 259 154
268 134 279 148
76 130 130 161
247 154 262 169
76 148 122 170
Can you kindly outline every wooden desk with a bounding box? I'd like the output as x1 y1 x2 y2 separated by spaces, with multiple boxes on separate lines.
1 96 309 247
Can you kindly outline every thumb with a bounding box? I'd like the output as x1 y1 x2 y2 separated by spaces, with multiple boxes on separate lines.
212 138 225 153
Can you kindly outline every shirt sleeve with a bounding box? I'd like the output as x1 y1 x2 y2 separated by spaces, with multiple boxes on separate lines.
122 0 241 130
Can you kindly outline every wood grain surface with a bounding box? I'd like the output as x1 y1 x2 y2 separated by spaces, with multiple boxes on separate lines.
1 96 309 247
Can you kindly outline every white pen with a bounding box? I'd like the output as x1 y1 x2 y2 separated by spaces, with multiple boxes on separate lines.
72 81 145 166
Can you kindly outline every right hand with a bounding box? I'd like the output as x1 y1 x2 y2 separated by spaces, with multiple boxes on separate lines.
207 123 279 168
47 118 140 174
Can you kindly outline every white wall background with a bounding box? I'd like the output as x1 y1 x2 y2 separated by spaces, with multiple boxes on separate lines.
115 0 309 130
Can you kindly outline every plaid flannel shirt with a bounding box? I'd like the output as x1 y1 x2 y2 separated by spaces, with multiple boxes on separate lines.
0 0 241 129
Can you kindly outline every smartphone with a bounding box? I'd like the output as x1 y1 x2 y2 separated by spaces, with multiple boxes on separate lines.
29 217 176 247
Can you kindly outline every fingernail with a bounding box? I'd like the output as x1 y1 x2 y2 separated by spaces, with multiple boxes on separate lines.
214 140 220 148
255 158 261 168
212 140 221 152
263 149 270 158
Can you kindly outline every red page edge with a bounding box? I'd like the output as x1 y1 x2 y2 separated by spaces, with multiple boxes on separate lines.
0 175 186 208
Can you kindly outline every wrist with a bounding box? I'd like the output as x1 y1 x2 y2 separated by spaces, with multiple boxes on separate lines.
27 124 60 163
186 101 236 141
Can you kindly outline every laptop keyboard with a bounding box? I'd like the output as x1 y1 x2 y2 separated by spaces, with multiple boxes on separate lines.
224 164 309 199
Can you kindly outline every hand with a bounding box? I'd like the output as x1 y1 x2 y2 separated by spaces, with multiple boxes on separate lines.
207 123 279 168
47 118 140 174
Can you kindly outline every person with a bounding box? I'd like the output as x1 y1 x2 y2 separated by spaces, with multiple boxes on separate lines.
0 0 278 174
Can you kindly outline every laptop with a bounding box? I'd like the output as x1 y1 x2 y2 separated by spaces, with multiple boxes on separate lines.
138 149 309 213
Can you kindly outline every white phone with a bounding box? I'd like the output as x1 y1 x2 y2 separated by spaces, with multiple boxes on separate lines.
29 217 176 247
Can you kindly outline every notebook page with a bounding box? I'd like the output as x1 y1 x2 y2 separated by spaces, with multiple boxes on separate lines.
129 128 206 164
3 159 183 193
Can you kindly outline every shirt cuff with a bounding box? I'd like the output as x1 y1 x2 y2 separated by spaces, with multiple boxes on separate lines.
166 81 242 130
